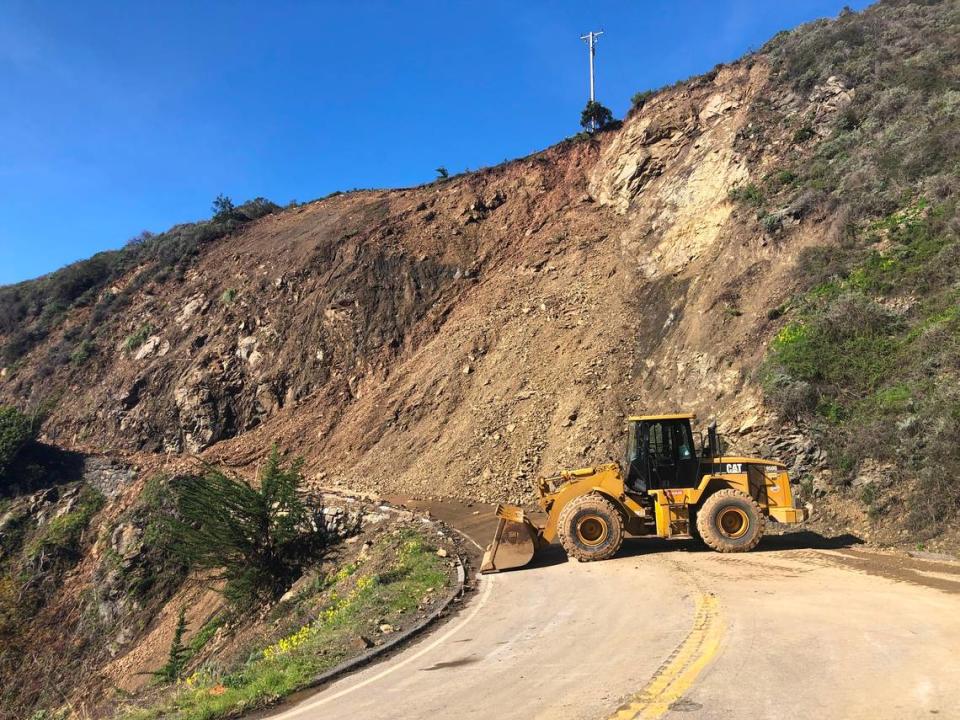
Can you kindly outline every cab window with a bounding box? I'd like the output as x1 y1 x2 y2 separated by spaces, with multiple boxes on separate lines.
648 421 675 464
626 422 640 464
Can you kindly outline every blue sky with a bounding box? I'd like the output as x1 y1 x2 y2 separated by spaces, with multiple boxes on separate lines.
0 0 871 285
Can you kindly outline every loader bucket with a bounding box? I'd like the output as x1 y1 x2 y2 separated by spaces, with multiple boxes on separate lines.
480 504 543 573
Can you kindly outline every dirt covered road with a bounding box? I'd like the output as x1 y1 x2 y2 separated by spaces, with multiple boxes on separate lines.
264 502 960 720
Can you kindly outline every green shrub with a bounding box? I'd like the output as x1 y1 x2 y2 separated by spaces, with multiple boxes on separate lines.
631 89 655 108
792 124 816 143
774 169 798 186
874 384 911 414
220 288 237 305
909 408 960 532
123 324 153 353
25 485 104 572
767 294 897 393
171 449 340 606
0 197 279 364
211 194 235 220
188 614 225 656
69 339 96 365
235 197 278 222
728 183 764 207
761 213 783 232
767 305 786 320
794 243 857 287
27 710 68 720
836 106 861 131
1 327 46 365
0 407 38 479
860 483 884 520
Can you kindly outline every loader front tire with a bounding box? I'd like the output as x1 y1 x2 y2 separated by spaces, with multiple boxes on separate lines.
697 489 765 553
558 494 624 562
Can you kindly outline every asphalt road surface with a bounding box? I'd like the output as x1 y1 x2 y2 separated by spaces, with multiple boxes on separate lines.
265 501 960 720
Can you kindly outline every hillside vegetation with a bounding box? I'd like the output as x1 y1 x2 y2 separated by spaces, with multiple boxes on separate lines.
755 0 960 535
0 198 279 370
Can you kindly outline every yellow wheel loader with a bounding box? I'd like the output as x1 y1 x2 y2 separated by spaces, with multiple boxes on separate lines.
480 414 807 573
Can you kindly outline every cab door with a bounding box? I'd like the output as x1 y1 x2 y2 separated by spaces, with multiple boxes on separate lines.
625 420 648 492
646 420 677 489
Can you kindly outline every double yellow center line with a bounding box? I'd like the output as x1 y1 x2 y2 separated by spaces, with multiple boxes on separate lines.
608 591 725 719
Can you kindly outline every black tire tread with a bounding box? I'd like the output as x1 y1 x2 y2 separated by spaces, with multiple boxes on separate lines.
696 489 766 553
557 493 624 562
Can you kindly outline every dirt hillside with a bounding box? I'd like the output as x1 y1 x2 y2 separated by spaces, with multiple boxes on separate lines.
5 61 828 502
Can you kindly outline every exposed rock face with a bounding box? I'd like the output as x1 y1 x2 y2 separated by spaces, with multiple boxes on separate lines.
807 75 855 129
173 371 237 453
0 58 836 504
82 456 138 499
592 65 760 287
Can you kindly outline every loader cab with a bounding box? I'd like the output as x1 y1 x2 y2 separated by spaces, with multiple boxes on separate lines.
625 414 699 493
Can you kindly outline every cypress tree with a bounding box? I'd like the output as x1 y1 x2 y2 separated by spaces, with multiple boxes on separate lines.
171 448 332 605
153 606 189 683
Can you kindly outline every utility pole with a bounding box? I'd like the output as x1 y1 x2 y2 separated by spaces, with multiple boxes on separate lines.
580 30 604 104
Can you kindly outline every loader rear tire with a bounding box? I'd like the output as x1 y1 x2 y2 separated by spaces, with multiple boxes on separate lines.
697 489 765 553
558 494 624 562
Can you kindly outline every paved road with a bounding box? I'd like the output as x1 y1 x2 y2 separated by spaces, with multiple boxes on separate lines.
266 502 960 720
